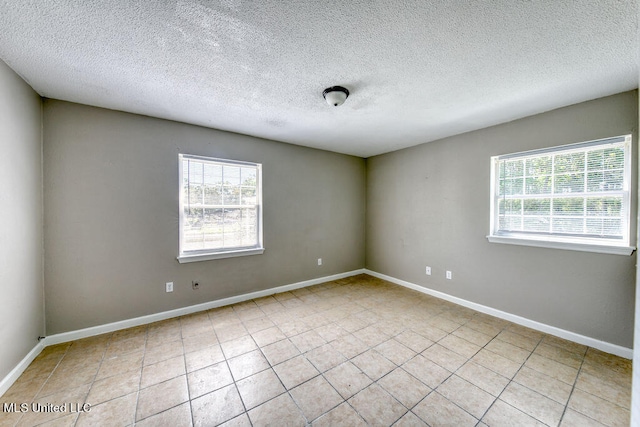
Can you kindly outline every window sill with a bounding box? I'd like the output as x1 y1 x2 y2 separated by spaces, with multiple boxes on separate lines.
177 247 265 263
486 235 635 256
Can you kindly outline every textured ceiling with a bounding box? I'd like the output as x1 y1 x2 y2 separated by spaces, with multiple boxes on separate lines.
0 1 638 157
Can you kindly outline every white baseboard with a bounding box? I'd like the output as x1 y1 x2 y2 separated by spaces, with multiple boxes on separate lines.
0 341 45 397
365 269 633 359
45 269 366 346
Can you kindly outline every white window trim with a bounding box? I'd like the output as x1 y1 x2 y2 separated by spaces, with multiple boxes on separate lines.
177 154 264 263
487 135 635 256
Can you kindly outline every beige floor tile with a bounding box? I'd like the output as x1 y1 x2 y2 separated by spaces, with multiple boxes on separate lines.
575 370 631 409
485 338 531 364
140 355 185 388
261 338 301 366
438 334 481 359
500 382 564 426
437 375 495 419
495 330 539 352
5 275 634 427
104 335 145 358
183 332 219 353
514 366 573 405
378 367 431 408
219 413 252 427
422 343 468 372
394 330 434 353
352 349 396 380
464 319 503 337
312 402 367 427
247 392 306 426
36 412 79 426
290 375 343 421
543 335 588 356
568 388 630 427
251 326 286 347
143 339 184 365
472 349 522 378
374 339 416 365
220 335 258 359
191 384 245 427
524 353 578 385
187 361 234 398
305 343 347 372
135 401 192 427
86 368 141 405
95 350 144 380
290 329 327 353
456 361 509 397
452 325 494 347
136 376 189 420
18 384 91 426
244 316 275 334
146 328 182 348
348 384 406 426
481 399 545 426
273 355 319 389
393 411 428 426
315 323 349 342
561 408 608 426
329 334 369 359
413 391 478 426
534 342 584 369
402 354 451 389
37 364 98 398
227 349 270 380
184 344 225 372
324 361 373 399
76 392 136 427
236 368 285 409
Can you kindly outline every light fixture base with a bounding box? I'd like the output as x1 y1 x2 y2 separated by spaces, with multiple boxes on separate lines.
323 86 349 107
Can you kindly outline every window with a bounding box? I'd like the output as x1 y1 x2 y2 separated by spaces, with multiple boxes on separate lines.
178 154 263 263
487 135 634 255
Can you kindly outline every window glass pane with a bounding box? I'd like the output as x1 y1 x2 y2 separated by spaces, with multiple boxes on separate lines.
553 198 584 216
552 218 583 234
180 155 261 256
525 156 552 176
224 166 241 186
491 137 629 246
554 173 584 193
525 176 551 195
523 217 550 233
241 167 257 186
523 199 550 216
586 197 622 217
554 152 584 174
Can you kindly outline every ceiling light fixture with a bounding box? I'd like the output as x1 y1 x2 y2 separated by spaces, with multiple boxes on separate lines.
323 86 349 107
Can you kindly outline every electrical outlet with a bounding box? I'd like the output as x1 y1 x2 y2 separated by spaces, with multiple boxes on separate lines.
446 271 452 280
318 258 322 266
192 281 200 290
425 266 431 275
166 282 173 292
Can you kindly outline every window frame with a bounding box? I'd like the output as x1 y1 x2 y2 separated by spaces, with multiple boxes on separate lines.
177 154 264 264
487 135 635 255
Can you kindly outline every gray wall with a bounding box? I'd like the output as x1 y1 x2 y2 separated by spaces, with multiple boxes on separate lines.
43 100 366 334
0 61 44 380
367 91 638 348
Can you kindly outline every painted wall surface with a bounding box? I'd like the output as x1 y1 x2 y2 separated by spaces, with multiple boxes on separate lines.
43 100 366 334
0 60 44 380
366 91 638 348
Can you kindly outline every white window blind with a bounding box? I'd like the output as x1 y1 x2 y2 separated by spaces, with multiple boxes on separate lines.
488 135 633 254
178 154 263 263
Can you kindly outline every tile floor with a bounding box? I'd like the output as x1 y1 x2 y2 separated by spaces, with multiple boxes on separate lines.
0 274 632 426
